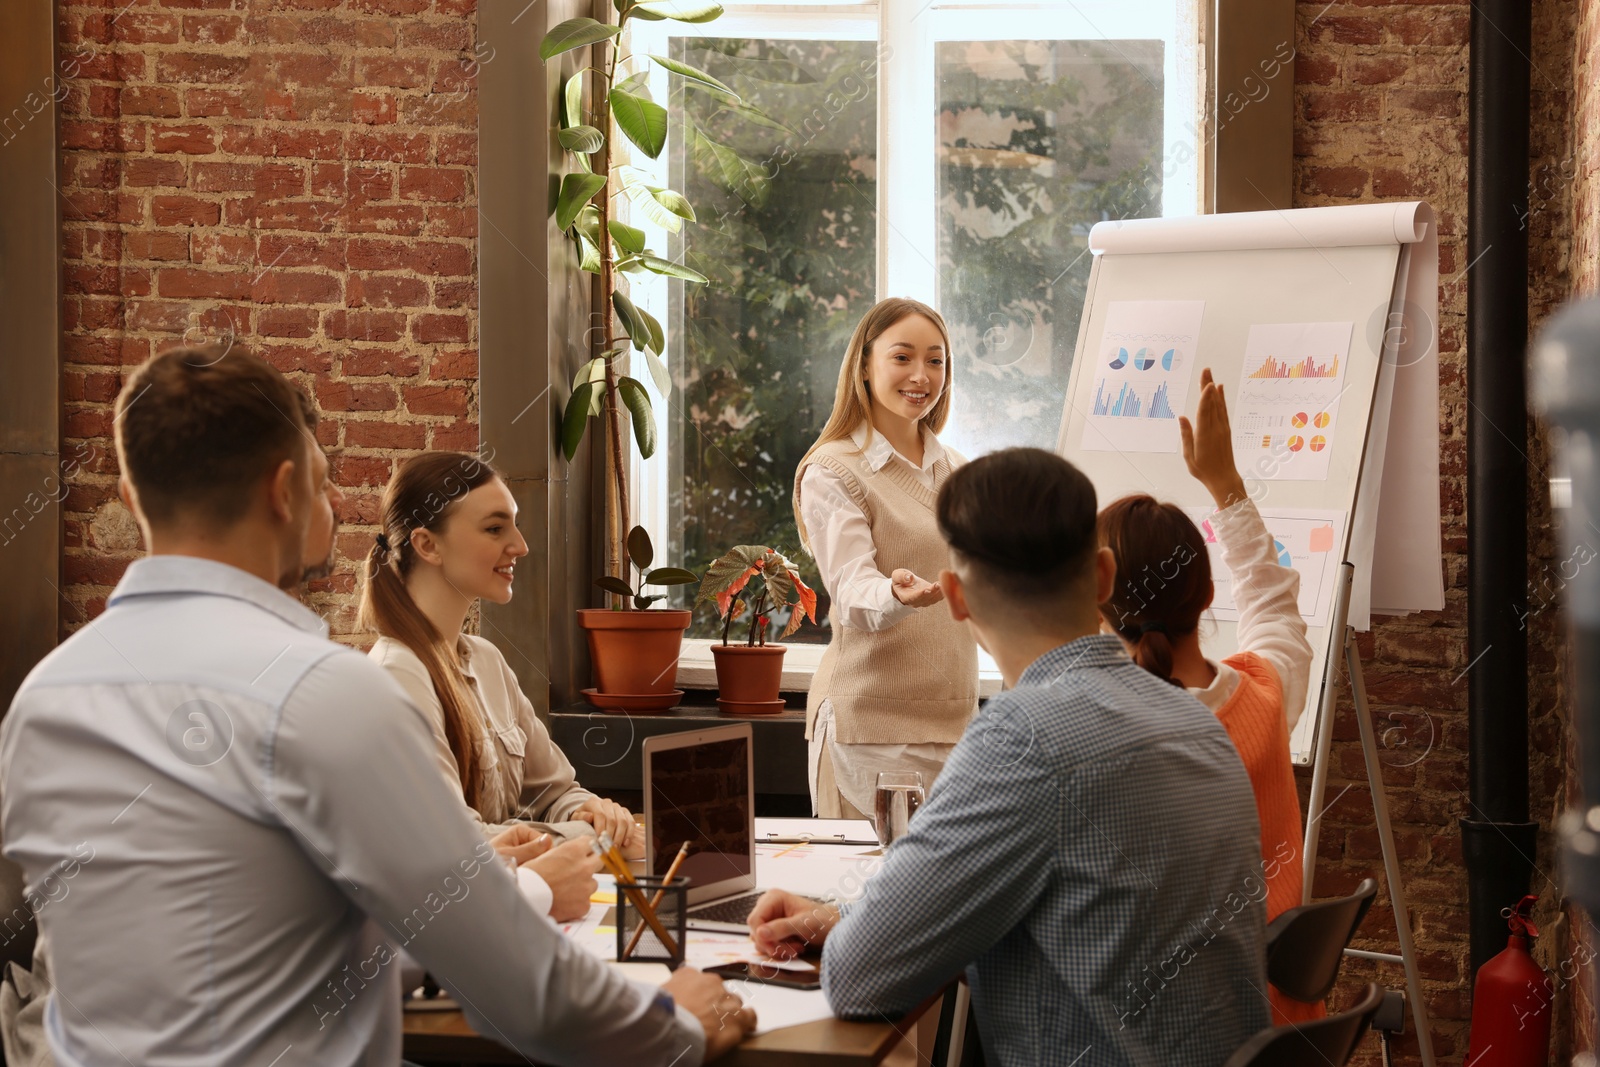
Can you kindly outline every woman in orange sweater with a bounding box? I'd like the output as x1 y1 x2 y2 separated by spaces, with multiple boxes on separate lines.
1097 367 1320 1027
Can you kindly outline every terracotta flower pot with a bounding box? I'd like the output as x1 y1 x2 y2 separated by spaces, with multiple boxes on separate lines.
710 643 787 704
577 608 692 696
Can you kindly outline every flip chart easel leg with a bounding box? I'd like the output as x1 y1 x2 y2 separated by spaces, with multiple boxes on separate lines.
1347 631 1437 1067
1299 563 1435 1064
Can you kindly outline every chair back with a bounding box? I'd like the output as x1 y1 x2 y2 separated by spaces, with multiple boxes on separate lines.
1264 877 1378 1002
1222 982 1384 1067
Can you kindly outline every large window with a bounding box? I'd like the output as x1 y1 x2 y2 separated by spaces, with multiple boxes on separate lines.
622 1 1201 683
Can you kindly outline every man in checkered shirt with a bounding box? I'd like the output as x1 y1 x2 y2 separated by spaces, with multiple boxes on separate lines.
751 447 1270 1066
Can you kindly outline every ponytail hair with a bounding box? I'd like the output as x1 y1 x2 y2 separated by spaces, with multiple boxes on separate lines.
1096 494 1213 686
358 451 501 812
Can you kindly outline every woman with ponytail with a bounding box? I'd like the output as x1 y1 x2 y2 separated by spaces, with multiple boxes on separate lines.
1097 369 1318 1028
360 452 637 919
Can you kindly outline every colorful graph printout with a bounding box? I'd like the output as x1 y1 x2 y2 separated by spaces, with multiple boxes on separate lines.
1231 322 1354 480
1083 300 1206 454
1185 506 1347 628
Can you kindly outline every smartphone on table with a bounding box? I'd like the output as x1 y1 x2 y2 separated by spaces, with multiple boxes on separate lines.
705 960 823 991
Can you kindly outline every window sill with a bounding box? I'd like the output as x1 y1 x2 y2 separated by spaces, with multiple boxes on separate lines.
675 637 1004 697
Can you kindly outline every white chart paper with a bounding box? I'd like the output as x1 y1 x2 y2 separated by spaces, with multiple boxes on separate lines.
1082 300 1206 454
1185 506 1347 629
1231 322 1354 481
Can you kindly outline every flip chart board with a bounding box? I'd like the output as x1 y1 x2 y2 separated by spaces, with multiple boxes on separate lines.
1056 201 1442 762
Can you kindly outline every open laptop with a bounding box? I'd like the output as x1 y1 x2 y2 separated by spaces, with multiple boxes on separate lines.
642 724 766 933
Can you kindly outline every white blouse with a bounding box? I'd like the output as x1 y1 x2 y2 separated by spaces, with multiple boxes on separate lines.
1188 497 1315 731
798 422 949 630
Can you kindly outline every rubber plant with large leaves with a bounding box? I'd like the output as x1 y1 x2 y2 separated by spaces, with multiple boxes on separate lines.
540 0 770 597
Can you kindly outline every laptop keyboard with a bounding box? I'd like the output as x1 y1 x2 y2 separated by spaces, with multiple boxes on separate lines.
686 891 766 925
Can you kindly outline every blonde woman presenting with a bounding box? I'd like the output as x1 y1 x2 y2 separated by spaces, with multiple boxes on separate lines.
793 298 980 818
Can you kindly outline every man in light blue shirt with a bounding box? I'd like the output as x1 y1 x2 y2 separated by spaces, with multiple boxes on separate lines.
0 344 755 1066
750 447 1269 1066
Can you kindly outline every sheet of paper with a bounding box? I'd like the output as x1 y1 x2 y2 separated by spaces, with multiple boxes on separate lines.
1081 300 1206 455
722 982 836 1036
1230 322 1354 481
1185 506 1346 628
758 849 882 904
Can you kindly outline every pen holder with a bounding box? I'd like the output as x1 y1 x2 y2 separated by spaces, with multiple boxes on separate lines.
615 875 690 968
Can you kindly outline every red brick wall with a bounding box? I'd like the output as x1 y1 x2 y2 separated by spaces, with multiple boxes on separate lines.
1579 0 1600 299
57 0 482 641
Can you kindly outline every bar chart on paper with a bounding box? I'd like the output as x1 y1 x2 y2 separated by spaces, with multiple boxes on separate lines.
1231 322 1354 480
1083 300 1206 453
1091 379 1177 419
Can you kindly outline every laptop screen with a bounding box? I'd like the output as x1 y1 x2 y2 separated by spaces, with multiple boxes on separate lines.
647 734 752 889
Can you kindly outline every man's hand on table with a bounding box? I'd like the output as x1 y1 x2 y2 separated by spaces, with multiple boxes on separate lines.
748 889 841 960
489 823 554 867
664 967 758 1060
524 838 603 921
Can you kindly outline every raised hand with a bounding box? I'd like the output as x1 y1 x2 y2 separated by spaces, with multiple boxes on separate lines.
1179 367 1249 509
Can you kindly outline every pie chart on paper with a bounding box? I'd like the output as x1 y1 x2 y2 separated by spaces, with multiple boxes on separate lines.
1161 349 1176 371
1273 539 1292 568
1133 348 1156 371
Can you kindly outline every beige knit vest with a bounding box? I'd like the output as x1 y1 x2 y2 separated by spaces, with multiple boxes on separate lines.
794 438 980 745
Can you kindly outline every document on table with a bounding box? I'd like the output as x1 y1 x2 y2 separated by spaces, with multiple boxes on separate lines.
756 816 877 843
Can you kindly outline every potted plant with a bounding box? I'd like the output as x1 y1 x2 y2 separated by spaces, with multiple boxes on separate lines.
579 525 698 711
539 1 774 702
696 546 817 713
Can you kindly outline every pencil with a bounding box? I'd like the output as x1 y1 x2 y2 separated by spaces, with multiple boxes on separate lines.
623 842 690 959
594 839 679 957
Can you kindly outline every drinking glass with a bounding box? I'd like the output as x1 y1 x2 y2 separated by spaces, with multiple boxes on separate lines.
873 771 926 848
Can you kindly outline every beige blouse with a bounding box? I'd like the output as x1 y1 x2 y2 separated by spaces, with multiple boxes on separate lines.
369 633 596 836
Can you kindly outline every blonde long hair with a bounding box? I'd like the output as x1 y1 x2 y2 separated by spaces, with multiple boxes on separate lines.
358 451 499 813
793 297 955 547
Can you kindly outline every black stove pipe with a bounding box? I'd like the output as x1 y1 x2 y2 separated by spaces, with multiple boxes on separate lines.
1462 0 1538 980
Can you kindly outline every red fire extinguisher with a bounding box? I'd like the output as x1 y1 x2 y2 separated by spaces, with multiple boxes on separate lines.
1464 894 1551 1067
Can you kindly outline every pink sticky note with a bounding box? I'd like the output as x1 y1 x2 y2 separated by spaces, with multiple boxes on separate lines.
1309 524 1334 553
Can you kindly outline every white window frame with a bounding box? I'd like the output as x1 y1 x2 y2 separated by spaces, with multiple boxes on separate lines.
624 1 1202 693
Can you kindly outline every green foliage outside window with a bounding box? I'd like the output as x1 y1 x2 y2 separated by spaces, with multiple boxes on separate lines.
659 37 1165 642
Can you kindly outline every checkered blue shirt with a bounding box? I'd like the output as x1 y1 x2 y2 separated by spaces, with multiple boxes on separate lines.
822 634 1270 1066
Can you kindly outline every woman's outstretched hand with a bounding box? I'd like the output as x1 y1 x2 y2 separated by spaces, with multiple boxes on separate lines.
890 569 944 608
1179 367 1249 510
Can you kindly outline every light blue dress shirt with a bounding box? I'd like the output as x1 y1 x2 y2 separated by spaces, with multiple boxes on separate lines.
821 634 1271 1066
0 556 705 1067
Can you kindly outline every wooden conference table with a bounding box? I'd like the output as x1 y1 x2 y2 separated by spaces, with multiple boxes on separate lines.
402 819 943 1067
403 992 943 1067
